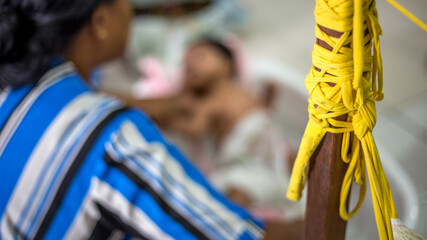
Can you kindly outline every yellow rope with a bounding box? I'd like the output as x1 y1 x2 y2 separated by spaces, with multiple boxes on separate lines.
286 0 398 239
386 0 427 32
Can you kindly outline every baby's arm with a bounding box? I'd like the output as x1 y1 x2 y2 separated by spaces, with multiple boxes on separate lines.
171 95 219 138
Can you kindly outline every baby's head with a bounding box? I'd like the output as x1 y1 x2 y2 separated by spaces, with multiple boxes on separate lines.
184 38 237 92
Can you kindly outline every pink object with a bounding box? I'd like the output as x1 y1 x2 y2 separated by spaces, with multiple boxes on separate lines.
132 57 180 99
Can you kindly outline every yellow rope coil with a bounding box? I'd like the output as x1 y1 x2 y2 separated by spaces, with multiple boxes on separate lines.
286 0 398 239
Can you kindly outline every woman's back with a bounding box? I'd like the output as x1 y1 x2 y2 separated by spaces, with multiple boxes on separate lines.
0 62 263 239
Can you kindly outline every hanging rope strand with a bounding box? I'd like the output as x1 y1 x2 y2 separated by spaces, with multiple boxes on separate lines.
386 0 427 32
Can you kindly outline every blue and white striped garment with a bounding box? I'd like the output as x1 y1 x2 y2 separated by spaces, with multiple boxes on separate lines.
0 62 264 240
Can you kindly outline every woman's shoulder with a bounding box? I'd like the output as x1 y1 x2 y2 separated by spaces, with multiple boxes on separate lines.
91 101 169 148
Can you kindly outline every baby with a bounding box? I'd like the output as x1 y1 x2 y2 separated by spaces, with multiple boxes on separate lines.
171 39 303 222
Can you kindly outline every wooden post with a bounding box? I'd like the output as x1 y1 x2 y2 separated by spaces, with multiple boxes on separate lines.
303 24 350 240
304 132 349 240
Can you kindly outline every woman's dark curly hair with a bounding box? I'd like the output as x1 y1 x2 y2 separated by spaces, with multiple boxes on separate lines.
0 0 115 89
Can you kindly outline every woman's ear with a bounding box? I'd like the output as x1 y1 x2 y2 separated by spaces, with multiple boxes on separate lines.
83 0 132 62
89 6 110 40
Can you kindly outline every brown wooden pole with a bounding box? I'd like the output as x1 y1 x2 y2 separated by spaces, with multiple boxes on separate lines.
304 132 349 240
303 24 350 240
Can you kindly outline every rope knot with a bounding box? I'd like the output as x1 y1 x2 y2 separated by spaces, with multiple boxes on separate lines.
352 103 376 139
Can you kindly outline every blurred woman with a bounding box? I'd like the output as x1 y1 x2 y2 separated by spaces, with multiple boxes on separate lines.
0 0 264 239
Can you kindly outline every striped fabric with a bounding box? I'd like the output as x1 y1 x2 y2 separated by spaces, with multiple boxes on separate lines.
0 62 264 240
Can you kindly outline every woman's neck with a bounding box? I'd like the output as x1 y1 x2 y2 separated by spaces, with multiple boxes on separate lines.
65 53 96 81
63 31 99 82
